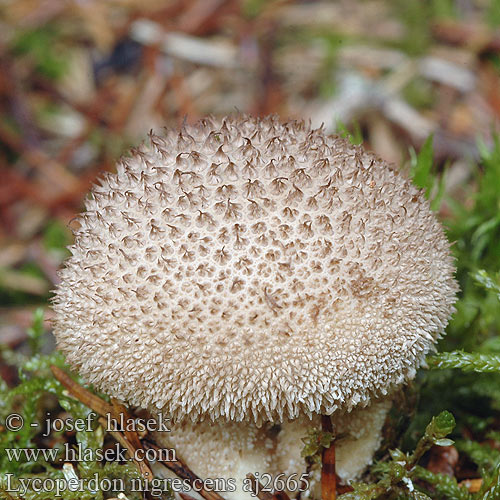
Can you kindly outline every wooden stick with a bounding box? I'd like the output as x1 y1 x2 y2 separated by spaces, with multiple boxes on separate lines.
179 494 200 500
321 416 336 500
272 492 291 500
52 366 155 483
97 416 154 481
110 397 143 450
245 474 274 500
51 365 114 417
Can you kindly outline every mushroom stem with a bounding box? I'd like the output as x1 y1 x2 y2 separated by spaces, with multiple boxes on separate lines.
321 415 336 500
143 440 225 500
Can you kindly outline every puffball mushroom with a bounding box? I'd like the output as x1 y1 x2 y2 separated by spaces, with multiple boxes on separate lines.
53 114 458 499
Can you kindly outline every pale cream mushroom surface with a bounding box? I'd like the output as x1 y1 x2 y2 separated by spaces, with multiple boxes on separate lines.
53 114 458 499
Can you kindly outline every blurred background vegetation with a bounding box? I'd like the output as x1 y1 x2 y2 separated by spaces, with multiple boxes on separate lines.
1 0 500 499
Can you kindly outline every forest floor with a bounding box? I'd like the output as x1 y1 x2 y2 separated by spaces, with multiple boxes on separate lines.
1 1 500 499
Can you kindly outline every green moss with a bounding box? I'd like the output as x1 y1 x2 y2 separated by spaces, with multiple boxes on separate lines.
11 25 68 80
0 311 146 500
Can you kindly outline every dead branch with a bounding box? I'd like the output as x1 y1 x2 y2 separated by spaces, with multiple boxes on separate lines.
245 474 274 500
321 416 336 500
179 494 200 500
51 366 153 480
51 365 114 417
97 416 154 481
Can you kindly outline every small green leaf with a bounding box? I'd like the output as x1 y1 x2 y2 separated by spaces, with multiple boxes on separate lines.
410 135 434 193
26 308 45 355
435 438 455 447
301 428 335 464
410 411 455 463
430 164 447 211
431 410 456 437
336 119 363 145
473 270 500 301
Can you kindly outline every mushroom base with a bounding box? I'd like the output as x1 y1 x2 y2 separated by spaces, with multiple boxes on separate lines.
153 398 391 500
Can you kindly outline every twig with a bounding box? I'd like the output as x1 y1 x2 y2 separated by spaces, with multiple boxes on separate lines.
321 416 336 500
51 366 154 481
0 122 78 194
130 20 238 68
431 20 500 53
272 493 291 500
51 365 114 416
110 397 144 450
252 19 282 116
179 494 200 500
177 0 230 35
245 474 274 500
0 268 49 296
97 416 154 481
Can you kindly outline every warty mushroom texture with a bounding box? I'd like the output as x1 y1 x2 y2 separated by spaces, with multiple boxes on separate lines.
53 114 458 500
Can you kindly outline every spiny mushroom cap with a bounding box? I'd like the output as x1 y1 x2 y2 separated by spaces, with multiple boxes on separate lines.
53 114 458 424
